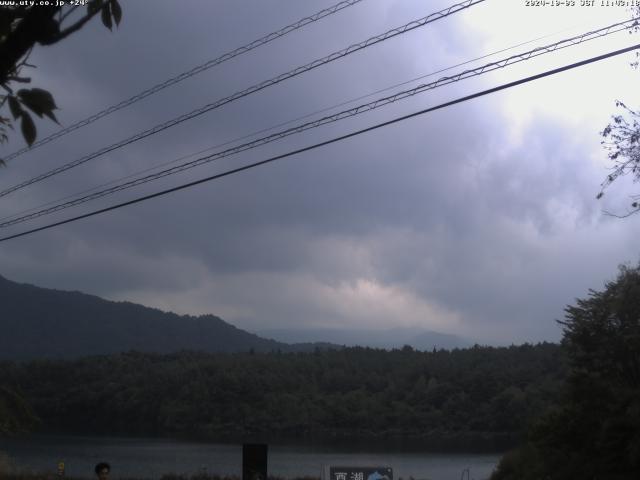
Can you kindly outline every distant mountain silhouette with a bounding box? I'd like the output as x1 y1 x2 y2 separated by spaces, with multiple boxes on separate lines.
256 326 470 351
0 275 330 360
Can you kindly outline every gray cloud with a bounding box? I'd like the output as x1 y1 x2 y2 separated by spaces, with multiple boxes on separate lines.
2 0 640 345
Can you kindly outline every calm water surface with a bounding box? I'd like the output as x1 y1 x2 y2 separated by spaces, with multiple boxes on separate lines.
0 435 501 480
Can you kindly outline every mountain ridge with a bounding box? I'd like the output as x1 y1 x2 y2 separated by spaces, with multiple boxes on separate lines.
0 274 329 359
0 274 466 360
256 326 470 350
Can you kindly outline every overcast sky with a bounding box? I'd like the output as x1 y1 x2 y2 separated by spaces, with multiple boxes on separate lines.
1 0 640 344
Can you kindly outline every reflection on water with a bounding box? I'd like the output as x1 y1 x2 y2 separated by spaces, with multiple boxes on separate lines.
0 434 501 480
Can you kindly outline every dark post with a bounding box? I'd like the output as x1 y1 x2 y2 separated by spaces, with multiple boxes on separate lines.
242 444 268 480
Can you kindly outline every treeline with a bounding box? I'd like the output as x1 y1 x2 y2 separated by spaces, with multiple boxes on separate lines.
0 343 565 451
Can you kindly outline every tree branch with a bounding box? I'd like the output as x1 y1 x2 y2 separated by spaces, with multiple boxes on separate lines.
0 7 59 85
602 207 640 218
6 76 30 83
42 5 105 45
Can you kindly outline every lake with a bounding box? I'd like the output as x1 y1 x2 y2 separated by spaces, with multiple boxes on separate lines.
0 435 502 480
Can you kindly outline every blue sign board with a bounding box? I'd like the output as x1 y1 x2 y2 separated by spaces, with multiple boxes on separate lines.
329 466 392 480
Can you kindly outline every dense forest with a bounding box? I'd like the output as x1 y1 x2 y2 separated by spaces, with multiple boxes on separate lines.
0 343 565 452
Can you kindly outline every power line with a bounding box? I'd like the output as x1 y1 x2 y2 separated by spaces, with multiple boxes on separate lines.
0 21 577 225
1 0 366 163
1 18 634 229
0 0 485 199
1 42 638 244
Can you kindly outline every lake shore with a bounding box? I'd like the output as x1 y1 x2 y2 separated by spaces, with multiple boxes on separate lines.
24 428 517 455
2 474 324 480
0 434 500 480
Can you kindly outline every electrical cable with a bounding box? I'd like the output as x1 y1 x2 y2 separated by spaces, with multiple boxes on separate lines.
1 0 366 163
0 0 486 198
0 18 635 228
1 42 638 243
0 19 583 225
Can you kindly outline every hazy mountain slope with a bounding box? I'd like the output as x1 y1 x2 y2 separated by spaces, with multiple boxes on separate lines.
0 275 295 359
256 326 470 350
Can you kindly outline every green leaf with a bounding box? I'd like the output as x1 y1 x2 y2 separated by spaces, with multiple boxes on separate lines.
17 88 59 124
20 111 36 146
43 109 59 124
18 88 57 111
110 0 122 26
101 2 113 30
8 96 22 119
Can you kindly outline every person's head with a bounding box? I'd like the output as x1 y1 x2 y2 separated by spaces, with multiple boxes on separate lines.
95 462 110 480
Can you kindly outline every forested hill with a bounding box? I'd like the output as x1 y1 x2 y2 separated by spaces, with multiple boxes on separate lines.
0 275 310 359
0 344 566 451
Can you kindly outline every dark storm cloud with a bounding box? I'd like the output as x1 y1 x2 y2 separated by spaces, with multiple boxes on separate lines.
2 0 640 343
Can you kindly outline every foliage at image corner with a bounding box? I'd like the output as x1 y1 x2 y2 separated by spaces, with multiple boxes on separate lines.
490 262 640 480
0 0 123 161
597 6 640 217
